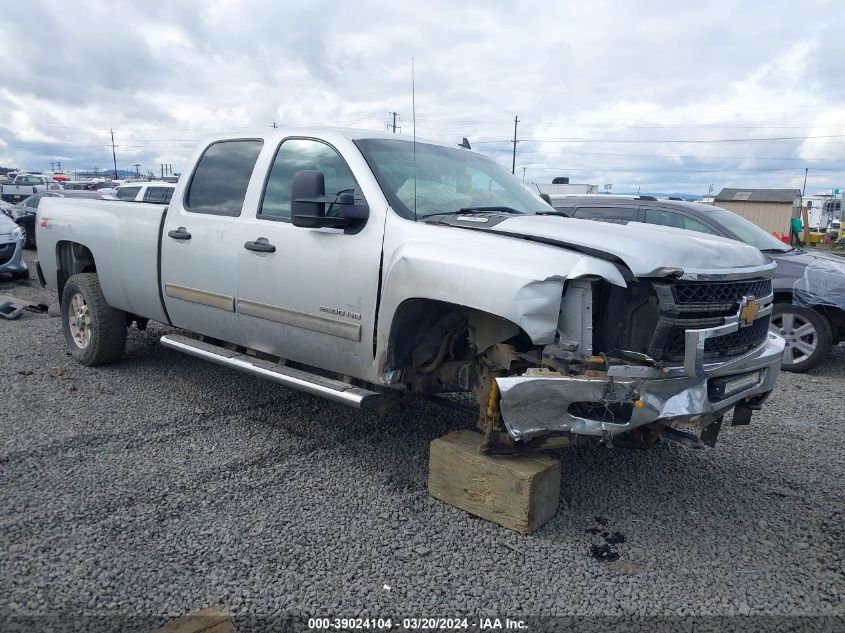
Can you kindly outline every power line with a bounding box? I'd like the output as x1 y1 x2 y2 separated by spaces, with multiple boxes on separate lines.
474 133 845 144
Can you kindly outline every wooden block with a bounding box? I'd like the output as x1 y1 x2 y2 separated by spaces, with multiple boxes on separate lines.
428 429 561 533
151 605 236 633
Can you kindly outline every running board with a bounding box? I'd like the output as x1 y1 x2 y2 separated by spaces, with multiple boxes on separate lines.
160 334 381 410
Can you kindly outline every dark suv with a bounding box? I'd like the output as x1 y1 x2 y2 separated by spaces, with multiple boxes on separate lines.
550 195 845 372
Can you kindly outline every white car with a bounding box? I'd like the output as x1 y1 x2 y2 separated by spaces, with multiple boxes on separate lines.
114 181 176 204
0 211 27 279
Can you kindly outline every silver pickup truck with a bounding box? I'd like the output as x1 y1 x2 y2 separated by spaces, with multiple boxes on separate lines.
35 129 783 454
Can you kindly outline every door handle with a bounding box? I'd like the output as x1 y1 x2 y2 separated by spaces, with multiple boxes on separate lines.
168 227 191 240
244 238 276 253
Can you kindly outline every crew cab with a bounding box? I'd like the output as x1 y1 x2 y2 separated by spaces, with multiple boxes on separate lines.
1 174 62 202
35 129 784 454
114 181 176 204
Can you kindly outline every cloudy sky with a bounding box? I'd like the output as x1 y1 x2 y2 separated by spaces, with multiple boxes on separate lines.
1 0 843 195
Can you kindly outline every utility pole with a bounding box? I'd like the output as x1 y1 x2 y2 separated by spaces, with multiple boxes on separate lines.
802 168 808 197
51 162 55 172
161 164 164 179
110 129 118 178
511 115 519 174
134 163 141 178
57 161 62 173
388 112 400 133
522 167 526 183
271 121 277 128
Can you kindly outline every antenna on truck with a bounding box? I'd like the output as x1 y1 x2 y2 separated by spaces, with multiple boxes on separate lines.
411 56 417 222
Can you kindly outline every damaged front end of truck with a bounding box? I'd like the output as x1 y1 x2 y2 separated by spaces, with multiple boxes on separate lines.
390 258 783 455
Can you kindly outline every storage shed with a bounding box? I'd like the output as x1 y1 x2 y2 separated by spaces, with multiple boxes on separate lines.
714 188 800 237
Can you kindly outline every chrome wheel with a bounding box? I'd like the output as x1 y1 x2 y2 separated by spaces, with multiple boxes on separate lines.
770 311 817 367
68 293 92 349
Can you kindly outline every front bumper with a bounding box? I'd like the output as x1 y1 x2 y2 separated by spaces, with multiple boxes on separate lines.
497 332 784 441
0 237 26 274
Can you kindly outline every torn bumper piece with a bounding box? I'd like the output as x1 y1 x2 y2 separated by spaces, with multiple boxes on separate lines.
496 332 784 442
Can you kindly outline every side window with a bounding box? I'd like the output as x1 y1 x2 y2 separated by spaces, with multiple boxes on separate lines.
143 187 174 204
116 186 141 201
185 139 264 215
645 208 717 235
259 138 358 221
573 206 636 221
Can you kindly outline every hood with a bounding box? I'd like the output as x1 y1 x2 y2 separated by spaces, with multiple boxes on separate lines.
489 215 771 278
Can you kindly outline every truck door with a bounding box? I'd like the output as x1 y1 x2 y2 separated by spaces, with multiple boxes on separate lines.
234 137 383 378
161 139 264 345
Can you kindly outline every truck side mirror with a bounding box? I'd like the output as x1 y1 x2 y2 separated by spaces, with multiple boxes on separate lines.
291 170 369 229
291 170 325 228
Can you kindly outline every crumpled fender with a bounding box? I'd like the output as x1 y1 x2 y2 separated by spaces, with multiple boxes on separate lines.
376 220 628 373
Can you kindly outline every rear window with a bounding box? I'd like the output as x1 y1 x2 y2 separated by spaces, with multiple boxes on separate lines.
116 186 141 201
185 140 264 215
143 186 174 204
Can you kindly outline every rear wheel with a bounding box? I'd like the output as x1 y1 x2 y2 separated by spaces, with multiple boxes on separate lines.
770 303 832 372
61 273 127 366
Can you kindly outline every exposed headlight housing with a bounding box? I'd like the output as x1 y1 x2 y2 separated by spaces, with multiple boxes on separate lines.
12 225 24 241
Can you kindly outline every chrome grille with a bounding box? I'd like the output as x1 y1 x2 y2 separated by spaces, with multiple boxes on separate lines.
649 278 771 362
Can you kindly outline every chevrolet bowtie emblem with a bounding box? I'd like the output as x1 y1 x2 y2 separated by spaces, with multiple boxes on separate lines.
739 296 760 326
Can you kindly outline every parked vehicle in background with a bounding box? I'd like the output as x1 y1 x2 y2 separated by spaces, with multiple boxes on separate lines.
115 181 176 204
34 128 783 456
0 200 14 220
11 191 117 249
0 211 27 279
549 195 845 372
61 181 96 191
1 174 62 202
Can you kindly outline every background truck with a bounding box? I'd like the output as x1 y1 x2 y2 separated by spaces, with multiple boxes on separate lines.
35 128 784 454
1 174 62 202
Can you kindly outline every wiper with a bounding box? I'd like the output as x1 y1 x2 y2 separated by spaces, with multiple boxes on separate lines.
457 206 524 214
535 210 571 217
761 248 791 253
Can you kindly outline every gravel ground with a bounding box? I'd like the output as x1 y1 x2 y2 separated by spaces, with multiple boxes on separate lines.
1 251 843 632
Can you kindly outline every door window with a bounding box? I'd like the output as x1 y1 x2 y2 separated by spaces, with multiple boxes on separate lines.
572 206 636 221
143 186 174 204
259 139 358 221
185 139 264 215
644 208 717 235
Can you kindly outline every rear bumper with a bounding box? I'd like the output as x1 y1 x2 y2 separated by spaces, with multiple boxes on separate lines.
497 332 784 441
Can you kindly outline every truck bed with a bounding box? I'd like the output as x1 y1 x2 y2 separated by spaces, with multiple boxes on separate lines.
37 198 169 323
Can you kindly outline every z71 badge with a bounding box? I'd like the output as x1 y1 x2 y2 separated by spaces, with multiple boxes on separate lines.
319 306 362 320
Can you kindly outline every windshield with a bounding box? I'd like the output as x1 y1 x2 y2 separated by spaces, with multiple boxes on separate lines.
355 138 548 220
706 205 791 252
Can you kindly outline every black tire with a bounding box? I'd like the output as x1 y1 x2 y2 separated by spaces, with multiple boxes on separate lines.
11 268 29 280
770 303 832 373
17 222 34 249
61 273 127 366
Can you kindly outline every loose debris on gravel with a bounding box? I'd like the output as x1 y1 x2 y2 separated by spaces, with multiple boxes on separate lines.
1 252 843 631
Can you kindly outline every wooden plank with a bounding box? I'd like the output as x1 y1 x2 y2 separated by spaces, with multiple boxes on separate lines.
428 429 561 533
150 605 236 633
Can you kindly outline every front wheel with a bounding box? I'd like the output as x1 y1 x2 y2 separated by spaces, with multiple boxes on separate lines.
17 222 34 249
61 273 127 366
770 303 832 373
